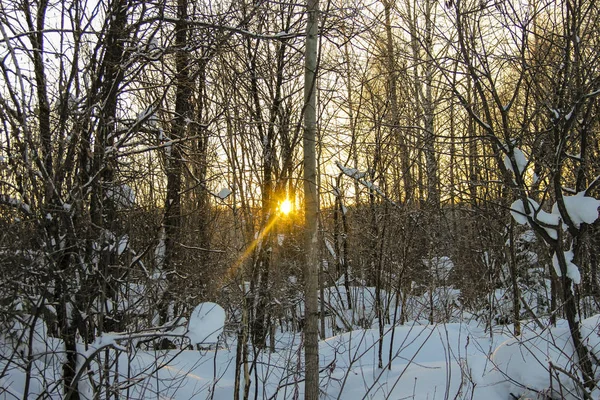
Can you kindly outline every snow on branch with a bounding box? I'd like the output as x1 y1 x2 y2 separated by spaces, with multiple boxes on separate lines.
215 187 232 200
0 194 32 215
158 17 302 41
502 147 528 177
510 198 559 239
335 161 367 180
510 193 600 234
584 174 600 196
551 191 600 229
335 161 400 209
552 249 581 284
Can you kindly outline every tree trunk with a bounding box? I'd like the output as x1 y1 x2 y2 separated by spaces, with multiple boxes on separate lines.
508 219 521 336
555 231 595 391
303 0 320 397
422 0 439 209
159 0 190 329
384 0 412 203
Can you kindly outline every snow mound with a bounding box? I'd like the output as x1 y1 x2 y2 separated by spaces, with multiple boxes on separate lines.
187 302 225 345
488 317 600 400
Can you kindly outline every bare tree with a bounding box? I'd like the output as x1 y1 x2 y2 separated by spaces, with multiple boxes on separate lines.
444 0 600 390
303 0 320 397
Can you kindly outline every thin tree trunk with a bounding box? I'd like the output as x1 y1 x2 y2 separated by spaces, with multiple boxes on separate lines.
384 0 412 203
419 0 439 209
508 219 521 336
303 0 320 397
555 230 594 391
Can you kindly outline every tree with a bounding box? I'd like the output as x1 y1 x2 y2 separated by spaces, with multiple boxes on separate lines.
157 0 190 334
445 0 600 390
303 0 320 397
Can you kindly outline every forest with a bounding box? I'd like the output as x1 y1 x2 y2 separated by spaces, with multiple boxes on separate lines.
1 0 600 398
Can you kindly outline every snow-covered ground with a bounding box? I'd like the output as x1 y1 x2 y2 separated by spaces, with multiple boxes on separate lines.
3 312 600 399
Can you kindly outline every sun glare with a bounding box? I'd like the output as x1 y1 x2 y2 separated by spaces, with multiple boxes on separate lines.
280 199 293 215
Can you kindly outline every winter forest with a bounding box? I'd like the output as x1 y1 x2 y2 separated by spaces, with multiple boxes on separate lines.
2 0 600 398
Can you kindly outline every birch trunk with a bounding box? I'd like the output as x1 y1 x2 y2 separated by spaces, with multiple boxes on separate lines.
303 0 320 397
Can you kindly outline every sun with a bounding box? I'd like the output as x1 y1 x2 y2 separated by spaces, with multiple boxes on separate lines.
279 199 293 215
